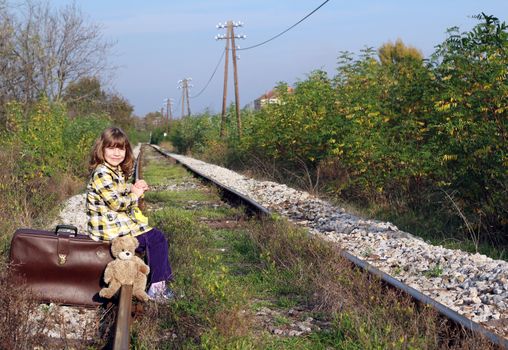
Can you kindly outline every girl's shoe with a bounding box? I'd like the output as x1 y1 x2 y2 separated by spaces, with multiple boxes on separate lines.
148 281 175 302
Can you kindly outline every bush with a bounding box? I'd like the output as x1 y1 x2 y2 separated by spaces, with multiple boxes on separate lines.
164 15 508 248
0 98 112 243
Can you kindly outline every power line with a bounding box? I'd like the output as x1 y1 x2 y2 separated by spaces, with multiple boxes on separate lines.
167 0 330 111
237 0 331 51
190 50 226 99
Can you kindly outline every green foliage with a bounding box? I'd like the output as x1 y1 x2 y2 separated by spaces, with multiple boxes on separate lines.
125 127 150 146
429 13 508 238
378 39 424 65
158 14 508 248
424 264 443 278
4 98 111 178
63 77 106 117
245 73 337 167
63 114 111 176
169 112 219 154
105 94 136 130
0 97 111 237
63 76 137 131
149 127 167 145
4 98 66 177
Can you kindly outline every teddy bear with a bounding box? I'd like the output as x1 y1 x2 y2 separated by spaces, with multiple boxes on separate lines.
99 235 151 302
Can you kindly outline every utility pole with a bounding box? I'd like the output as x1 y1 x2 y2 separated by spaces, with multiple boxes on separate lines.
168 98 173 123
185 83 191 117
216 21 246 139
181 86 185 119
178 78 192 118
163 98 174 134
218 23 231 138
231 25 242 139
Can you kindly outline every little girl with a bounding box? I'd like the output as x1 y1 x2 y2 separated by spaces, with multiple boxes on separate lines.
86 126 173 301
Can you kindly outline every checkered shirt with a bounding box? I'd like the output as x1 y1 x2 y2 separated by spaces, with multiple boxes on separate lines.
86 163 151 241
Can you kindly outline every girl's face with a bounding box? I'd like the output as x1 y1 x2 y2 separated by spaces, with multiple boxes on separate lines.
104 146 126 167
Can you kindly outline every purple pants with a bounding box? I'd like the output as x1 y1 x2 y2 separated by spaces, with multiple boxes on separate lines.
135 228 172 284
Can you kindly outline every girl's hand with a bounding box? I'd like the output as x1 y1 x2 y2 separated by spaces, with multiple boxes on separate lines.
131 184 145 197
134 180 149 191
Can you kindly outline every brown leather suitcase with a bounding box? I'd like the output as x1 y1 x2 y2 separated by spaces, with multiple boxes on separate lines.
9 225 113 307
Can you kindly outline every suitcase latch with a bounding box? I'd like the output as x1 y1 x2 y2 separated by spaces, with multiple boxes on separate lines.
58 254 67 265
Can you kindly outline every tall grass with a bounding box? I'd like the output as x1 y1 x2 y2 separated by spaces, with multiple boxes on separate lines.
125 145 497 349
247 219 495 349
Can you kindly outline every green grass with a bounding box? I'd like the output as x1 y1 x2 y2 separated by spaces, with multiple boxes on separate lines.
144 189 217 204
275 296 299 309
142 163 193 185
424 264 443 278
141 203 391 349
130 146 489 350
191 206 245 220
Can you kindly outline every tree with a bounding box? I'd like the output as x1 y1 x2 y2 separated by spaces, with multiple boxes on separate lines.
0 3 17 110
143 111 165 130
0 0 114 120
63 77 106 117
106 94 134 130
429 13 508 238
378 39 423 65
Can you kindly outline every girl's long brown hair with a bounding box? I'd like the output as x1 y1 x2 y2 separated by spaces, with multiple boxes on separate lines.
89 127 135 176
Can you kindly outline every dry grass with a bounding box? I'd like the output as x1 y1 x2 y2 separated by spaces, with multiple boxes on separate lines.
247 218 497 349
213 306 252 338
159 140 174 152
131 301 206 349
0 147 30 243
0 260 114 349
0 263 47 349
48 173 84 202
0 144 83 254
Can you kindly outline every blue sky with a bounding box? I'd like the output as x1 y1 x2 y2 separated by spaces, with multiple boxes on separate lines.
49 0 507 117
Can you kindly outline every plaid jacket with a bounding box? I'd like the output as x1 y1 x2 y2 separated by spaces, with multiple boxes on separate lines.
86 163 151 241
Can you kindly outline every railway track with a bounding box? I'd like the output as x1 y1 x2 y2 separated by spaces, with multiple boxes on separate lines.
149 143 508 349
21 143 506 348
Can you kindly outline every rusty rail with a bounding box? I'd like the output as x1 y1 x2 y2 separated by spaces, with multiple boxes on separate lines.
111 146 144 349
112 285 133 350
150 143 508 350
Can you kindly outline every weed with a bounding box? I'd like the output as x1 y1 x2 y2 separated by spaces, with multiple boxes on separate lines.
424 264 443 278
142 163 189 185
361 247 373 258
276 296 298 309
145 189 216 204
273 314 291 326
131 146 494 349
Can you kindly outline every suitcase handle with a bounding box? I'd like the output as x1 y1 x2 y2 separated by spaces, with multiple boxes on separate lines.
55 224 78 237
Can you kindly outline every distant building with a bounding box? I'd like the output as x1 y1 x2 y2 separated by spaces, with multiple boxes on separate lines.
253 87 293 110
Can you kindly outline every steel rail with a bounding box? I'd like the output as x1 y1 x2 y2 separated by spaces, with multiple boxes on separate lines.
151 145 270 217
342 251 508 348
150 144 508 349
111 147 144 349
113 285 133 350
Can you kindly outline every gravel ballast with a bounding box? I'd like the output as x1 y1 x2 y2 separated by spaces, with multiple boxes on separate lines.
166 151 508 337
51 146 508 339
